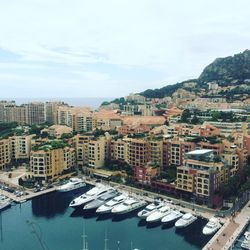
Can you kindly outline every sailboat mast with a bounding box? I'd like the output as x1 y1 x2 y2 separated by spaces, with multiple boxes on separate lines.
104 230 109 250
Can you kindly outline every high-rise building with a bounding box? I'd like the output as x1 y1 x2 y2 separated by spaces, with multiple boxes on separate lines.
25 102 45 125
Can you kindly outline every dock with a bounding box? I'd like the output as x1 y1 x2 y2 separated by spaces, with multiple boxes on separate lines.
1 187 56 203
202 200 250 250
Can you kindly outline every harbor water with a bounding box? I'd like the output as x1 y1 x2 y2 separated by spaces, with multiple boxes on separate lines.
0 186 212 250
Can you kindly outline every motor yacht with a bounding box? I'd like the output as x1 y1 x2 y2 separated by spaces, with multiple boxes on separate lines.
161 209 183 224
175 213 197 228
138 201 164 219
69 184 113 208
111 197 147 215
241 231 250 250
202 217 221 235
96 193 128 214
56 178 85 192
83 190 119 210
146 205 171 223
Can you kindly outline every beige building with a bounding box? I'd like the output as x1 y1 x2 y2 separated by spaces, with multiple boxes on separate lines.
75 135 94 167
88 136 110 168
25 102 45 125
0 139 11 170
42 125 73 138
30 146 75 181
10 134 35 160
148 139 163 169
110 139 128 162
45 102 66 124
57 106 93 132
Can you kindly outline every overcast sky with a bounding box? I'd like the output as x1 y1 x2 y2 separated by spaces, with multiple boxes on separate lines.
0 0 249 98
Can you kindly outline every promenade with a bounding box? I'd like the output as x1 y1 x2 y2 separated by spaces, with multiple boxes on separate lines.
202 200 250 250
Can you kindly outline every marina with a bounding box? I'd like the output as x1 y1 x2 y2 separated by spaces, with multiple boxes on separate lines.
0 186 212 250
1 178 249 249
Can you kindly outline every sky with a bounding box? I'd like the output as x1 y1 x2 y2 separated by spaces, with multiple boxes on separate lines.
0 0 249 98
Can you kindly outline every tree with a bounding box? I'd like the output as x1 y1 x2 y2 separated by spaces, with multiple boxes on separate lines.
180 109 191 123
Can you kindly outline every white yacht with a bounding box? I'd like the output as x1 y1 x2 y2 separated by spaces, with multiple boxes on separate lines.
241 231 250 250
56 178 85 192
83 190 119 210
161 210 183 224
69 184 113 208
202 217 221 235
96 193 128 214
138 201 164 219
146 205 171 223
175 213 197 228
111 197 147 215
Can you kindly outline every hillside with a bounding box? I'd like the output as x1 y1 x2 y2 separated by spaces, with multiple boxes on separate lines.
198 49 250 86
140 50 250 98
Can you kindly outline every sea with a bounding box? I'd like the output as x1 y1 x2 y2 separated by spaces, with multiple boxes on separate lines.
0 97 115 109
0 185 212 250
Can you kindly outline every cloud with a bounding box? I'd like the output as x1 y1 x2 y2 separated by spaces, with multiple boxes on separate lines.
0 0 249 97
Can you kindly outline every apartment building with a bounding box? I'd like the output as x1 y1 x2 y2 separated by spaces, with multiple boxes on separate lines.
88 136 109 168
42 125 73 138
25 102 45 125
176 149 227 206
148 139 163 169
57 106 93 132
110 139 128 162
10 134 35 160
30 146 75 181
205 121 250 136
0 139 11 170
163 139 195 168
45 102 66 124
75 135 94 167
92 111 122 131
126 138 149 168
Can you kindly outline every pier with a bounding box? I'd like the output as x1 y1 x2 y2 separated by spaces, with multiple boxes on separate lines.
202 200 250 250
1 187 56 203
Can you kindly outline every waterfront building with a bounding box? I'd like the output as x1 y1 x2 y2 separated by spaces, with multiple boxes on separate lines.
134 162 159 184
0 139 11 170
75 134 94 167
110 139 128 162
126 138 149 168
176 149 227 207
30 143 75 181
148 139 163 169
88 136 110 168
